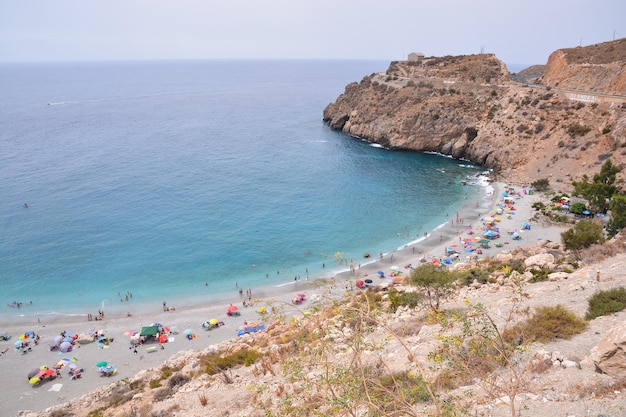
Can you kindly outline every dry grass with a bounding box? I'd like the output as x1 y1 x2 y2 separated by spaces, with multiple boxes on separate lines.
579 238 626 264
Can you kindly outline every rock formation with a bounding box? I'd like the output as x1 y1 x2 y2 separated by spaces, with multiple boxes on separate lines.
323 40 626 189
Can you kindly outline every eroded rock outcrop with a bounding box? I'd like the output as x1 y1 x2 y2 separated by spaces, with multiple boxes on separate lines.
591 319 626 380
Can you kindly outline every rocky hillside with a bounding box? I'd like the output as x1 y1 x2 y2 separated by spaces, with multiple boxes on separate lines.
31 237 626 417
323 40 626 190
541 38 626 94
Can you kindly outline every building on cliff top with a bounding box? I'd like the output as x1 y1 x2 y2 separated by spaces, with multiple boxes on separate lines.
408 52 425 62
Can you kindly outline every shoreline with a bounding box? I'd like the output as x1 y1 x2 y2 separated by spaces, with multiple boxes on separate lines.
0 172 487 328
0 179 570 416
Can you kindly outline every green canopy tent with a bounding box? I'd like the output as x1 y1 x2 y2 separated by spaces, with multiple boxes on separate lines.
139 326 159 337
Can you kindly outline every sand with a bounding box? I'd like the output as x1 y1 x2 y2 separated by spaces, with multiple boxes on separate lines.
0 181 569 417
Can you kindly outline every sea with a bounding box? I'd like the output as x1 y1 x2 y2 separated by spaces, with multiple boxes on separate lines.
0 59 486 323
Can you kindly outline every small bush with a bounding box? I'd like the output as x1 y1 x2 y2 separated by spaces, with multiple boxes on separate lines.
567 123 591 138
153 386 174 402
456 268 490 286
561 220 605 251
531 178 550 191
505 305 587 344
585 287 626 320
529 267 550 282
167 372 191 389
388 289 422 312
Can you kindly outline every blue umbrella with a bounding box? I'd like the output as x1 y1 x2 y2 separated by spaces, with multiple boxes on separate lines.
582 210 590 215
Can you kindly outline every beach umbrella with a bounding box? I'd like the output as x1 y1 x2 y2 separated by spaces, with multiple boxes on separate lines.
158 334 167 344
356 279 365 288
209 318 218 326
257 306 267 314
183 328 193 335
53 335 63 346
227 305 239 312
27 368 40 379
364 279 373 284
296 293 306 299
96 361 108 368
29 376 40 385
582 210 591 215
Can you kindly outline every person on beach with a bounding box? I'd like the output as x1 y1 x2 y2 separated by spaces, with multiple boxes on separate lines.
163 301 167 311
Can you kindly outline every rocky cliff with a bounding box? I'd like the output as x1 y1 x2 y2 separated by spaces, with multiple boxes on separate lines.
323 41 626 189
541 38 626 94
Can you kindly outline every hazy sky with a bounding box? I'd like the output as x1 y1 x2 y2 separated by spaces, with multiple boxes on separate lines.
0 0 624 65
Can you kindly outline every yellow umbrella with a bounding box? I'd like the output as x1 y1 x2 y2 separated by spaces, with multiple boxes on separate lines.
209 318 218 325
257 306 267 314
29 376 40 385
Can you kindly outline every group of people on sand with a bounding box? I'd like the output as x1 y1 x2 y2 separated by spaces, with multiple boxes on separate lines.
162 301 176 312
87 309 105 321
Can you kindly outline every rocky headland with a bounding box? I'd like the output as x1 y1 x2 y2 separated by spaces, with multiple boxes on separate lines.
323 38 626 190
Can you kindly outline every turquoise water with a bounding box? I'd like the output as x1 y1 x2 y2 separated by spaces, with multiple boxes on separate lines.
0 60 484 322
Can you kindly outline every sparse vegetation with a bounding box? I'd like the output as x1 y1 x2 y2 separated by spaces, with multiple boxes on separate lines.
200 347 262 375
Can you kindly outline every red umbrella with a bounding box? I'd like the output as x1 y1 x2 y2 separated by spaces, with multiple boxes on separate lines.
356 279 365 288
296 293 305 299
227 305 239 312
158 334 167 344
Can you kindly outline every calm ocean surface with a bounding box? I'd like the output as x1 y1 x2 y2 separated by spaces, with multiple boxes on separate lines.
0 60 485 321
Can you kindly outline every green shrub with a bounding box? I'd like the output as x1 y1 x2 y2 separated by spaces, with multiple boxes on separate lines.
531 178 550 191
561 220 605 251
585 287 626 320
567 123 591 138
387 289 422 312
456 268 490 286
529 267 550 283
505 305 587 343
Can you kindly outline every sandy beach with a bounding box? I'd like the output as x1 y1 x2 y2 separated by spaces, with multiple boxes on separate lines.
0 181 570 416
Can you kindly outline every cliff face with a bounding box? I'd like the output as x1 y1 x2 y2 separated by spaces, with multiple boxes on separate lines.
541 38 626 94
324 43 626 189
